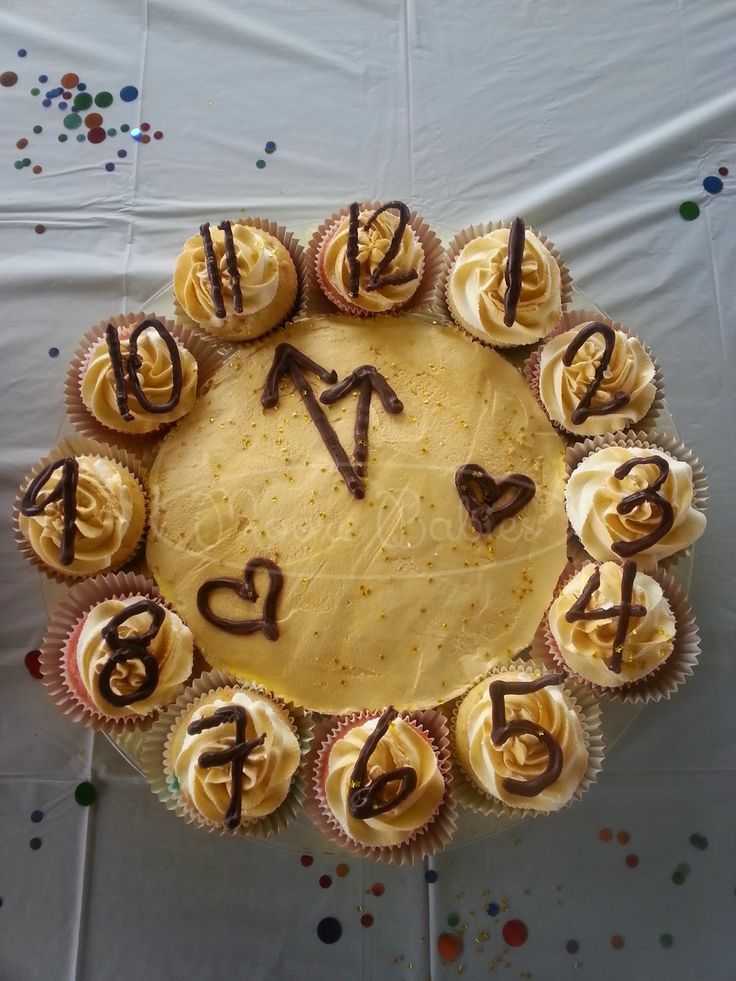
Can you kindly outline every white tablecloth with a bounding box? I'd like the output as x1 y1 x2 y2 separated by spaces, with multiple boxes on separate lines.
1 2 735 978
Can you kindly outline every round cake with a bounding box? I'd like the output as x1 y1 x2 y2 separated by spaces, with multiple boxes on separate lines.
146 314 568 713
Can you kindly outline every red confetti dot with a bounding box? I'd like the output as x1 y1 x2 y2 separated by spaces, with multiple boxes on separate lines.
84 112 103 129
16 138 28 150
719 167 729 177
140 122 150 132
437 932 462 962
335 863 349 878
0 71 18 88
611 934 625 950
599 828 612 842
502 919 528 947
24 650 42 679
32 165 42 175
141 134 151 144
360 914 374 928
63 91 72 99
617 831 630 845
60 72 79 89
371 882 385 897
153 130 163 140
87 127 106 145
35 224 45 234
300 854 313 867
319 875 332 889
625 854 639 868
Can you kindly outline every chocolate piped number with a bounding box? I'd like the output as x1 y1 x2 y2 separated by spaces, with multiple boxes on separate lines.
346 201 419 297
489 673 565 797
564 560 646 673
105 318 183 421
199 220 243 319
187 704 266 830
562 322 630 425
503 216 525 327
347 707 418 820
320 365 404 477
98 600 164 707
20 457 78 566
455 464 536 534
612 455 674 557
197 557 283 641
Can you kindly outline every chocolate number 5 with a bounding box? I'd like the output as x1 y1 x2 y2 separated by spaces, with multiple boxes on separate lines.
488 674 564 797
611 455 674 557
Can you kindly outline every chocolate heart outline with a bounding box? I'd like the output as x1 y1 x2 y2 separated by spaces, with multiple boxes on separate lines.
455 463 536 535
196 557 283 641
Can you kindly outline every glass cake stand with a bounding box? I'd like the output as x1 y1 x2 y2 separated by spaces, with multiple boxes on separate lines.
41 280 693 855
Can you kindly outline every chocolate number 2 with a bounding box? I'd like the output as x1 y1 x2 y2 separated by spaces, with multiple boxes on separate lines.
562 322 631 424
346 201 419 297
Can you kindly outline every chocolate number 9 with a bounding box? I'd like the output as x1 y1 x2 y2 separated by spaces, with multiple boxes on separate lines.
611 455 674 557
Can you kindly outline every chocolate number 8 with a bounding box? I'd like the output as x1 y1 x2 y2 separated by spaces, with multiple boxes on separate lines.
98 600 165 707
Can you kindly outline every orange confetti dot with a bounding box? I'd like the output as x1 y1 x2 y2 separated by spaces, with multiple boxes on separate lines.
360 913 374 928
617 831 630 845
16 138 28 150
335 863 349 878
437 932 463 962
60 72 79 89
598 828 613 842
611 934 625 950
371 882 385 897
84 112 103 129
32 165 42 174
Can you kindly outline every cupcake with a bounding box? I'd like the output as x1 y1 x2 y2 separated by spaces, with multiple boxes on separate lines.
311 708 450 857
534 317 659 437
165 686 302 830
174 220 299 341
16 445 146 579
315 201 426 316
77 317 198 437
565 442 707 569
445 218 569 347
546 561 676 690
63 593 194 723
453 669 589 813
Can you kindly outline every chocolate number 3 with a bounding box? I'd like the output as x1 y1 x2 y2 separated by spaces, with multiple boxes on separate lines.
612 455 674 557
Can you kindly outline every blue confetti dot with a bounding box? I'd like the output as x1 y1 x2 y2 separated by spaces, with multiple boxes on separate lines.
105 163 115 172
117 149 127 158
566 940 580 954
48 347 59 358
265 140 276 154
71 106 80 113
77 82 86 91
486 902 500 917
18 49 27 58
42 99 51 107
38 74 48 83
425 869 438 883
131 127 142 141
256 158 266 169
30 810 44 823
58 101 67 110
316 917 342 944
703 176 723 194
120 85 139 102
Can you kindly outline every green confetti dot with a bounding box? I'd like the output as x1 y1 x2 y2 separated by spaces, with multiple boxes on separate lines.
32 124 42 134
30 87 40 96
94 91 113 108
58 133 68 143
29 837 42 850
64 113 82 130
76 134 86 143
14 160 23 170
74 781 96 806
22 158 31 166
679 201 700 221
73 92 93 110
660 933 674 948
675 863 690 876
120 123 130 132
170 776 180 792
447 911 460 927
107 127 117 137
672 871 686 885
256 158 266 169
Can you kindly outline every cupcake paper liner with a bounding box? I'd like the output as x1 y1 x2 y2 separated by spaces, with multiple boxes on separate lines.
564 430 709 570
449 662 604 820
439 220 573 349
173 218 308 344
305 201 444 318
140 670 314 840
542 561 701 704
13 436 148 585
523 310 665 441
40 570 193 733
65 312 224 454
303 708 457 866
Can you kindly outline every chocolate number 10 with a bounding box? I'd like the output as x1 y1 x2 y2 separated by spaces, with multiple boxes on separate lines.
105 318 183 421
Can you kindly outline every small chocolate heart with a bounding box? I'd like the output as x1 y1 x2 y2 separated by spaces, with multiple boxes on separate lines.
196 557 283 641
455 463 536 534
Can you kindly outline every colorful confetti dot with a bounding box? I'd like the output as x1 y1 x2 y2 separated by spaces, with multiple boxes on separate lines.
38 74 48 83
105 163 115 172
319 875 332 889
265 140 276 154
660 933 674 948
316 917 342 944
437 932 462 962
18 49 27 58
22 158 31 167
486 902 500 917
35 224 46 234
120 123 130 132
58 134 67 142
32 165 42 175
87 127 106 145
30 87 40 96
58 102 67 110
140 122 150 132
335 863 349 878
256 159 266 169
360 913 374 928
107 128 117 137
32 124 42 134
371 882 385 897
63 113 82 130
94 91 113 108
48 346 59 357
77 82 86 91
690 833 708 850
120 85 138 102
24 650 42 678
29 837 42 850
73 92 93 110
502 919 528 947
169 777 179 791
131 127 142 141
0 71 18 87
84 112 103 129
617 831 630 845
141 134 151 144
117 149 127 158
76 134 86 143
60 73 79 89
679 201 700 221
598 828 612 842
300 854 313 867
16 138 28 149
154 130 163 140
611 934 625 950
447 912 460 928
425 870 438 883
566 940 580 954
703 176 723 194
42 99 51 107
718 166 728 177
30 810 44 823
63 91 72 100
625 854 639 868
74 781 96 806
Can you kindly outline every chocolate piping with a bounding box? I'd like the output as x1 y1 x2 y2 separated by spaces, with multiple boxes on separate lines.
612 455 674 557
564 560 647 672
187 704 266 830
347 707 418 820
562 322 631 424
503 216 525 327
320 364 404 478
489 673 565 797
199 222 226 319
20 457 79 566
455 463 536 534
262 343 364 498
104 324 134 422
347 202 360 297
98 599 165 706
126 318 183 414
197 557 283 640
218 220 243 314
363 201 418 292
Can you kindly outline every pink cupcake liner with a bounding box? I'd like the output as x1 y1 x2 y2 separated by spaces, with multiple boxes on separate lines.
439 220 573 349
450 662 603 820
65 312 224 455
13 436 148 585
173 218 308 343
523 311 665 441
139 670 314 839
303 708 457 865
305 201 444 318
542 561 700 704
